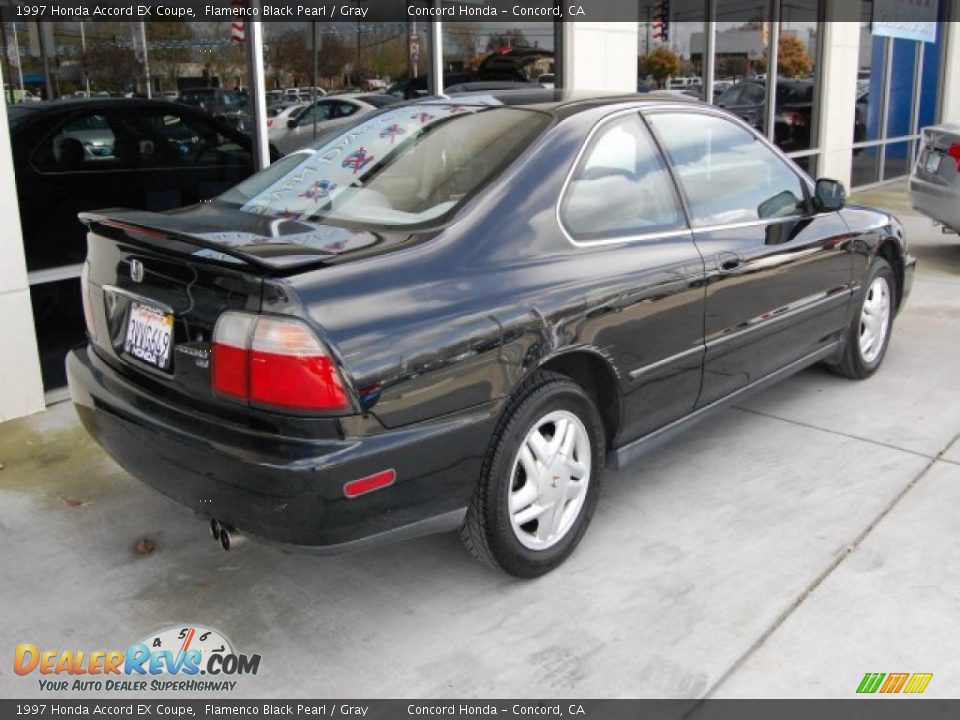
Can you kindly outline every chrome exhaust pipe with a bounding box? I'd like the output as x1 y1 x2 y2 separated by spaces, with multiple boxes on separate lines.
218 525 246 552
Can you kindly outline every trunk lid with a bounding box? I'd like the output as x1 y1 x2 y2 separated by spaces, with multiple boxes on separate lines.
79 203 410 421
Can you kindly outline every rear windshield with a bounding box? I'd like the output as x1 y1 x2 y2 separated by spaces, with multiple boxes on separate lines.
218 103 550 228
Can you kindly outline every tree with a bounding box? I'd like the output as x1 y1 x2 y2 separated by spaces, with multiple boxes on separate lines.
639 46 682 88
147 22 195 89
777 34 813 78
485 28 529 52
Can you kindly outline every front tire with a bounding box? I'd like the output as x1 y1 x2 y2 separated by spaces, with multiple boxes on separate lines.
461 371 605 578
831 257 895 379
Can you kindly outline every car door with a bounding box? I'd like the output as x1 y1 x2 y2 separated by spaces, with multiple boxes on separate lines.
558 112 706 442
646 109 854 407
123 107 254 211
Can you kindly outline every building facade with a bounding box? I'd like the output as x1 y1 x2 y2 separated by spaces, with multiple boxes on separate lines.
0 3 958 421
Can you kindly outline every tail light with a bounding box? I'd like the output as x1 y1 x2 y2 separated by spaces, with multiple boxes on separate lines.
948 144 960 172
267 118 274 128
211 312 348 411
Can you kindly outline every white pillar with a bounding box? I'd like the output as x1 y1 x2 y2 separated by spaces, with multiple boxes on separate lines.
815 17 862 189
564 22 638 93
0 80 45 422
940 10 960 123
246 18 270 170
429 19 443 95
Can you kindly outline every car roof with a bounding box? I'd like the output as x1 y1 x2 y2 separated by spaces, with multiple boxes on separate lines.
436 88 701 118
13 97 197 113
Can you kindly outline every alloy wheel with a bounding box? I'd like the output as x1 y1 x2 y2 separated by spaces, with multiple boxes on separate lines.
508 410 592 551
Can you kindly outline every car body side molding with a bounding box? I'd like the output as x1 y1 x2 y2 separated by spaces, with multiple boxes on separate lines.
610 340 842 470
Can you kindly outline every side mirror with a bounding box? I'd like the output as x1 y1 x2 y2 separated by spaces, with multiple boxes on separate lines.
287 118 298 129
813 178 846 212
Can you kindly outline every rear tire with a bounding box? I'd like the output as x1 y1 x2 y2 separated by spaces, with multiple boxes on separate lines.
461 371 605 578
830 257 895 379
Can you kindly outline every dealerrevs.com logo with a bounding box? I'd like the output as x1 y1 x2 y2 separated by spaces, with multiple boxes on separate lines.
14 625 261 693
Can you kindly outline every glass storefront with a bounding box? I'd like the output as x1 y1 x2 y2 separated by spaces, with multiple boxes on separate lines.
647 0 823 175
851 0 946 188
1 17 561 394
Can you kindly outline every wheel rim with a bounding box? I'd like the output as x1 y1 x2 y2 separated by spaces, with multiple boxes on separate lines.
859 276 892 364
508 410 592 551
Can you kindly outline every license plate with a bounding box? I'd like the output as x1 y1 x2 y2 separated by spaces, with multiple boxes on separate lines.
124 302 174 370
924 151 942 174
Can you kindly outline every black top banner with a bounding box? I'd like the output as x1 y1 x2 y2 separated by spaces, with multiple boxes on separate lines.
0 0 874 23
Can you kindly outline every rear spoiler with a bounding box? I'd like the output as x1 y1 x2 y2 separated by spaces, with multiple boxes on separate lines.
79 210 338 273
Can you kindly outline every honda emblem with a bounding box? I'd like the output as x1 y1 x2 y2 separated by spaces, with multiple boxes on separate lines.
130 259 144 283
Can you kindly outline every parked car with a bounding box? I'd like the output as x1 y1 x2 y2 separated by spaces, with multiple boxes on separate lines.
387 47 553 99
909 123 960 233
9 98 265 387
268 94 398 154
714 79 815 151
68 91 914 577
178 87 249 130
8 99 265 273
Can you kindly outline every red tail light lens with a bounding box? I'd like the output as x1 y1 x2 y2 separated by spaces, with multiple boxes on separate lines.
948 144 960 172
212 312 348 411
267 118 274 128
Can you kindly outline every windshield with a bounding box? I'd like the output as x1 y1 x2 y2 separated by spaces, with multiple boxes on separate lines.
218 103 550 228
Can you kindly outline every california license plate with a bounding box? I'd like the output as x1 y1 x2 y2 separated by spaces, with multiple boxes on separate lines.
924 151 942 174
124 302 174 370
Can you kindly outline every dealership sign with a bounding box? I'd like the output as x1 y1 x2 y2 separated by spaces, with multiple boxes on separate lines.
872 0 938 43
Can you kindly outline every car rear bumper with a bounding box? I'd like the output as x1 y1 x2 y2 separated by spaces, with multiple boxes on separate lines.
67 345 499 551
909 177 960 231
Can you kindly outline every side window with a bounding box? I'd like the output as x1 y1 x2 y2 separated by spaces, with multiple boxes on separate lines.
299 102 333 125
740 84 765 105
716 85 743 106
32 113 121 172
131 112 252 169
560 114 684 242
647 112 807 227
335 102 359 118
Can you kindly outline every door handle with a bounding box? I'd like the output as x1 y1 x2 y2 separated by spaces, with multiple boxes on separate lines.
718 252 742 272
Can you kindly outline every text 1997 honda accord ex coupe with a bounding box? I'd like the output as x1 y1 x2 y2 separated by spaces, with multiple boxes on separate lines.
68 90 915 577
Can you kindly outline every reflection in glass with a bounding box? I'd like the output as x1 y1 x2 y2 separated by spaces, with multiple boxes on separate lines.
30 278 86 391
637 0 705 95
775 0 820 153
851 146 881 186
883 140 912 180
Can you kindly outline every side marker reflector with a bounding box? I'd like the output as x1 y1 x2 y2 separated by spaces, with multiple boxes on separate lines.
344 470 396 499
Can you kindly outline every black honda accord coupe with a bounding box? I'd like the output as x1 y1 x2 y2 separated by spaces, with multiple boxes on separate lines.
67 90 914 577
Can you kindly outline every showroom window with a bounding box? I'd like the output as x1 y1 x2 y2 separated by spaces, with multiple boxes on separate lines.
440 13 561 93
851 0 947 188
2 19 262 395
646 0 824 177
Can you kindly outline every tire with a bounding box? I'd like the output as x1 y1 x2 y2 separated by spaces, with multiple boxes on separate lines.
461 371 605 578
830 257 896 379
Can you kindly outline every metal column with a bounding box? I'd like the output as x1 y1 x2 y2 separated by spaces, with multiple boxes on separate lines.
245 16 270 170
764 4 780 143
429 16 443 96
704 0 717 105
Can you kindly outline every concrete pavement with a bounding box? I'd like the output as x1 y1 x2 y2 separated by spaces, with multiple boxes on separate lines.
1 180 957 699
